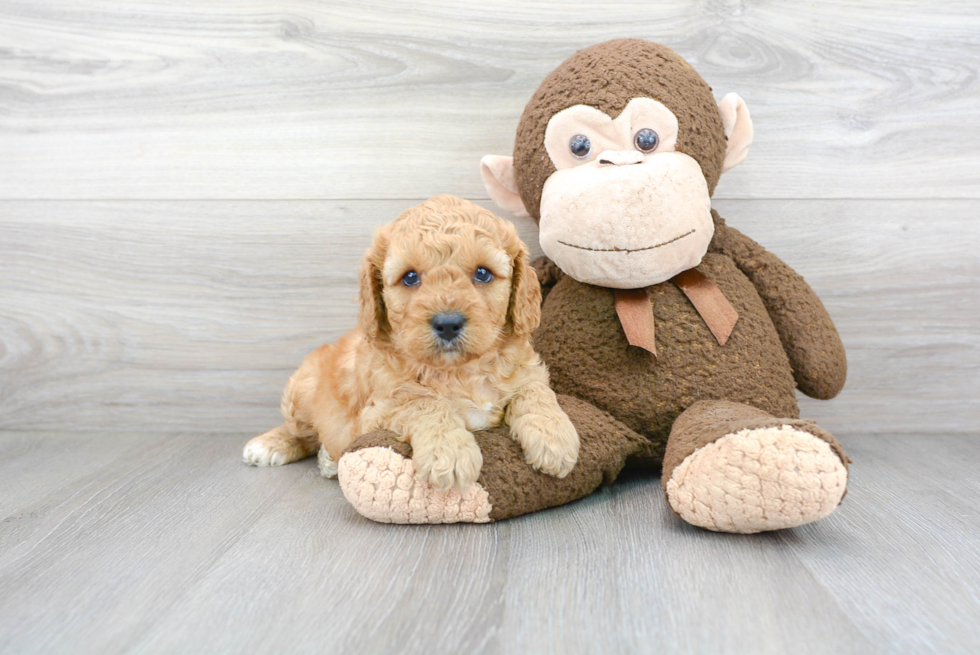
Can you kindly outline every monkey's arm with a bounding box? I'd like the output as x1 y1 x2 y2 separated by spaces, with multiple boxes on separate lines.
530 255 565 303
709 213 846 400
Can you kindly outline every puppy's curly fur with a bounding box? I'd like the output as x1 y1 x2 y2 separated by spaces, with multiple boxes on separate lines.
243 196 579 490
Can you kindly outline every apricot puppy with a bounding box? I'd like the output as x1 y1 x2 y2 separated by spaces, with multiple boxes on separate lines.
243 195 579 491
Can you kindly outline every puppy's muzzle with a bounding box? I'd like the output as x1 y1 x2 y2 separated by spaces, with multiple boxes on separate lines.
431 312 466 345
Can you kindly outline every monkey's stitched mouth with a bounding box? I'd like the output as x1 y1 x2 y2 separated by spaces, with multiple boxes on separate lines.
558 229 696 253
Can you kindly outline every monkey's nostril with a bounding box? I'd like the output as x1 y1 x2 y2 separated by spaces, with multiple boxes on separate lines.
431 312 466 342
597 150 644 166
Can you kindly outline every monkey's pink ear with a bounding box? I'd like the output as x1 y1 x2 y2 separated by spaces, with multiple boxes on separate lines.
718 93 753 173
480 155 531 218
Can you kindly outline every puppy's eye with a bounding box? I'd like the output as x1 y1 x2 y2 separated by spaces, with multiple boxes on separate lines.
473 267 494 284
633 128 660 153
401 270 420 287
569 134 591 159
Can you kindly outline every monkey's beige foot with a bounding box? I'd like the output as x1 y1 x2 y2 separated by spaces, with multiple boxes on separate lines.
662 401 849 534
242 426 318 467
337 434 492 524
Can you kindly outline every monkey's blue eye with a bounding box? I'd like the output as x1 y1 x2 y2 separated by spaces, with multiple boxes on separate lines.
401 270 420 287
633 128 660 153
473 267 494 284
569 134 591 159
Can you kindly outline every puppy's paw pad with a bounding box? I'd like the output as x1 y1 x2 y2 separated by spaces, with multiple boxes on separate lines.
337 447 491 524
666 425 848 534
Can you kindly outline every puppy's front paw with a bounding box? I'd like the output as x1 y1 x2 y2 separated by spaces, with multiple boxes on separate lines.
412 429 483 492
511 413 580 478
243 427 315 467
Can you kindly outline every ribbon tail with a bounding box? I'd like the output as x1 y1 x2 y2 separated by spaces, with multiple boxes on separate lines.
614 289 657 360
671 268 738 346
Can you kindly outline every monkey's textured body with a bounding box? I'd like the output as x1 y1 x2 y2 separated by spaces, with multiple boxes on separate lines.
537 220 799 465
536 207 847 454
337 39 852 533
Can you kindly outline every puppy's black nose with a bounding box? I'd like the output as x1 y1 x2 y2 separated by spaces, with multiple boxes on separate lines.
431 312 466 342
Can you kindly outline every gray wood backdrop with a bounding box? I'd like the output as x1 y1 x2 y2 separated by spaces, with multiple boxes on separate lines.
1 0 978 435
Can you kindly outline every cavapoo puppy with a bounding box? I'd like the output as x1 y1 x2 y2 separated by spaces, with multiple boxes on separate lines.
243 195 579 490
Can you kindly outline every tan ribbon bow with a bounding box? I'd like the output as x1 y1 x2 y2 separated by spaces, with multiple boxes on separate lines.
613 268 739 362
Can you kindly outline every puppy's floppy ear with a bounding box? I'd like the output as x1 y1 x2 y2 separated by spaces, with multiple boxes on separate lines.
358 225 391 343
505 226 543 338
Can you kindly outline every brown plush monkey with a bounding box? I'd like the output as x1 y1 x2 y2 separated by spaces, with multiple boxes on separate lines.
337 39 850 533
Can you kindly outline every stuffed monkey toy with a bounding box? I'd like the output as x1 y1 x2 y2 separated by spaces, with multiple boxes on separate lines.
336 39 850 533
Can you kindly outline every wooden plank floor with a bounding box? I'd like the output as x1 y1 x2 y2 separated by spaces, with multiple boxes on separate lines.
1 431 978 654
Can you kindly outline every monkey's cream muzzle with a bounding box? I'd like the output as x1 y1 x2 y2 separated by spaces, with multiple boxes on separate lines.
538 151 714 289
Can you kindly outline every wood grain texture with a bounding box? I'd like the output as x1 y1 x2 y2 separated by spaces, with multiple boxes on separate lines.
2 3 976 653
1 198 976 435
0 431 977 654
1 0 978 200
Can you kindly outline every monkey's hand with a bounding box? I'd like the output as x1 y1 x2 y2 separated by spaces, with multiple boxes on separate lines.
711 219 847 399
